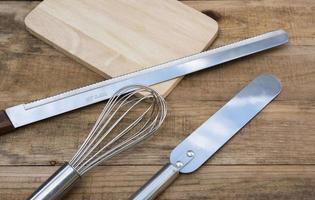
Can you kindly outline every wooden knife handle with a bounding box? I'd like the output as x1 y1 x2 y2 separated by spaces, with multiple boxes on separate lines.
0 110 15 135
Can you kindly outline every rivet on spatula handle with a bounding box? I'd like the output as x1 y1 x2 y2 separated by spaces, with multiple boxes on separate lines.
0 110 15 135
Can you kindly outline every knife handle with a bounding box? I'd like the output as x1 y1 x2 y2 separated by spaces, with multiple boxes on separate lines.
129 163 180 200
0 110 15 135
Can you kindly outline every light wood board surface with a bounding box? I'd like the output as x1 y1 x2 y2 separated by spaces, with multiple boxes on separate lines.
24 0 218 97
0 0 315 199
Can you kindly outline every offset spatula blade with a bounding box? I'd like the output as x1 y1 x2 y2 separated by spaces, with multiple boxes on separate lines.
170 74 282 173
2 30 288 134
130 75 282 200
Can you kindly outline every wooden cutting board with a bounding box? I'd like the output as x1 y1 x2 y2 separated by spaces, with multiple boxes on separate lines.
25 0 218 97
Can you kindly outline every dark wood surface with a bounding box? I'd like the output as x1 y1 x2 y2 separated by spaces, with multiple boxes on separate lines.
0 0 315 199
0 110 15 135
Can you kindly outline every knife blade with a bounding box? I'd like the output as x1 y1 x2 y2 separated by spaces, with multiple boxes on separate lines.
129 74 282 200
0 30 288 134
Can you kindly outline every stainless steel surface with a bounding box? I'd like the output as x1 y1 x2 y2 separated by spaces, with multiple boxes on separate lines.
130 75 282 200
69 85 167 175
170 75 282 173
28 163 80 200
29 85 167 200
129 164 180 200
5 30 288 128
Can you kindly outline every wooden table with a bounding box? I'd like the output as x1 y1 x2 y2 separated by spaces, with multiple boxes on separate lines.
0 1 315 199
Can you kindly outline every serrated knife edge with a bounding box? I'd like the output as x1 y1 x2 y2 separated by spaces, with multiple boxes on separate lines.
4 30 288 129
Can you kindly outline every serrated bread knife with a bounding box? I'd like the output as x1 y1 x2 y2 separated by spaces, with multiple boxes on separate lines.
0 30 288 135
129 74 282 200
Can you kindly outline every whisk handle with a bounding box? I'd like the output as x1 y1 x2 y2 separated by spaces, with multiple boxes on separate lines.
129 163 180 200
27 163 80 200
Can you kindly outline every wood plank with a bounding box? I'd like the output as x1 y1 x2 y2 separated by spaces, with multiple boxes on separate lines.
24 0 218 97
1 44 314 103
185 0 315 46
0 165 314 199
0 100 314 166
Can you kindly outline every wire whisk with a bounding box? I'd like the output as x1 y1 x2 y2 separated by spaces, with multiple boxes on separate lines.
28 85 167 200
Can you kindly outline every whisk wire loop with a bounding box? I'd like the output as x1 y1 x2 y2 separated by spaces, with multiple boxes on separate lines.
76 96 152 171
69 85 167 175
71 89 142 168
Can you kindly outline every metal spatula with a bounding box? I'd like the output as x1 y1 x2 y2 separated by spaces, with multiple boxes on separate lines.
130 74 282 200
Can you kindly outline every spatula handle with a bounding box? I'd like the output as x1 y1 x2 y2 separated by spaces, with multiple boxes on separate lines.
129 163 180 200
0 110 15 135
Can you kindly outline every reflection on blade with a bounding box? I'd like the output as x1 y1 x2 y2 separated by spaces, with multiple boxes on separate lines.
6 30 288 128
170 75 282 173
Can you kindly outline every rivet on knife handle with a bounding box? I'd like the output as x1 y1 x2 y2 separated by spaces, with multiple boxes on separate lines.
129 74 282 200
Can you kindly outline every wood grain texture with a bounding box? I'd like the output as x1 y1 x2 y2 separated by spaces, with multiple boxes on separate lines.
0 0 315 199
24 0 218 97
1 165 315 200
